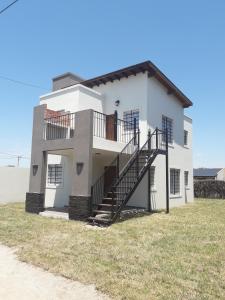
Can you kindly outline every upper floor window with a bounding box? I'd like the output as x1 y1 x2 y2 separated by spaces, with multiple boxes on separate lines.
184 130 188 146
170 168 180 195
184 171 189 187
150 166 155 189
162 115 173 143
123 109 139 131
48 164 63 185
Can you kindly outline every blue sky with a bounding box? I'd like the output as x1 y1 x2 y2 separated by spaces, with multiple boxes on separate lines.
0 0 224 167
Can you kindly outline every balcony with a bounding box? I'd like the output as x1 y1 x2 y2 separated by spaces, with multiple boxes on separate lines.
44 110 75 140
42 108 138 153
93 111 137 144
44 109 137 142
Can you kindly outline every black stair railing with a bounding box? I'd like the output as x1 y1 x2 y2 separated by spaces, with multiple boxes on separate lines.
91 129 140 212
112 128 166 189
110 128 166 221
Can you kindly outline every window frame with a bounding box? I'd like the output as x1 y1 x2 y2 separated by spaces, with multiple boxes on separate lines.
162 115 173 144
170 168 180 195
47 164 63 188
123 109 139 131
184 171 189 187
150 166 156 190
184 130 188 146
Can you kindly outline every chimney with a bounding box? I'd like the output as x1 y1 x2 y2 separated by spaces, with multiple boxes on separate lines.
52 72 84 91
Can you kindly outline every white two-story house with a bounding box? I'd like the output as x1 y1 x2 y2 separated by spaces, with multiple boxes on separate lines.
26 61 193 225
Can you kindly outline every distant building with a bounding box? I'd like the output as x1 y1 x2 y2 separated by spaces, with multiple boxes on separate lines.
194 168 223 181
216 168 225 181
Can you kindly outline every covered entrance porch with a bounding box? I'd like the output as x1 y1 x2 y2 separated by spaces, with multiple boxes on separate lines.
44 149 73 210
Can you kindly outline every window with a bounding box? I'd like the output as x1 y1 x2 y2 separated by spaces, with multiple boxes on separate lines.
48 164 63 185
150 166 155 189
184 130 188 146
162 116 173 143
170 168 180 195
123 109 139 130
184 171 189 187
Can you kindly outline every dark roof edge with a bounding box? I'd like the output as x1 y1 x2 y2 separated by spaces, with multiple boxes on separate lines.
194 168 222 177
146 61 193 108
81 61 193 108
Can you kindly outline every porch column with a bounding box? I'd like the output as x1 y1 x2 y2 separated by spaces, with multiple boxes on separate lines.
69 109 93 220
26 104 47 214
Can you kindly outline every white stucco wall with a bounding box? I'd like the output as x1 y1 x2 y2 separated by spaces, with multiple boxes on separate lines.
40 84 103 114
0 167 29 203
93 73 148 146
183 116 194 204
93 136 127 153
128 77 193 209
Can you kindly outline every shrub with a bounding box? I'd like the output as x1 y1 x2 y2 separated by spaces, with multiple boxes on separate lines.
194 180 225 199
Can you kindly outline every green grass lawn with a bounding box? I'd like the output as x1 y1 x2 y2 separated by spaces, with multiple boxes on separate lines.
0 200 224 300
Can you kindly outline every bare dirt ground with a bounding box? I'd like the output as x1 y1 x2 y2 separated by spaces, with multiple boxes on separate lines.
0 244 109 300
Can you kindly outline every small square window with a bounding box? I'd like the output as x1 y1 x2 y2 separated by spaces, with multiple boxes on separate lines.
48 164 63 185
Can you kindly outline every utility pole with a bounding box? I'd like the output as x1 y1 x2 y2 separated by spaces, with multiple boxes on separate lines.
17 155 22 167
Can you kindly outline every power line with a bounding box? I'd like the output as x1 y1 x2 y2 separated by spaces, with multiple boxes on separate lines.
0 1 48 91
0 75 47 90
0 157 29 160
0 151 20 157
0 0 19 15
0 157 30 160
0 152 30 159
0 152 30 167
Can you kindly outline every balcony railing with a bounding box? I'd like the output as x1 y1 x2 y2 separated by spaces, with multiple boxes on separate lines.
43 110 138 142
44 112 75 140
93 111 138 143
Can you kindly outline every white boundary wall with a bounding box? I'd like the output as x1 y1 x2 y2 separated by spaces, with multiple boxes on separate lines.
0 167 29 203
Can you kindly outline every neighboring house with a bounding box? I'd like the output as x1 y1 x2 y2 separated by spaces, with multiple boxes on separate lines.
26 61 193 225
0 166 29 203
216 168 225 181
194 168 222 181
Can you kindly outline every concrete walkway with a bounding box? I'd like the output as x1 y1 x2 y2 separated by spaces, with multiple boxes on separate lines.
0 245 109 300
39 210 69 220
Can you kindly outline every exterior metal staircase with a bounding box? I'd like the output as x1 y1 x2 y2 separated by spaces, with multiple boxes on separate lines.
88 128 168 226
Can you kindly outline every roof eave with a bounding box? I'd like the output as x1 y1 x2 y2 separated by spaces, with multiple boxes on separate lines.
81 61 193 108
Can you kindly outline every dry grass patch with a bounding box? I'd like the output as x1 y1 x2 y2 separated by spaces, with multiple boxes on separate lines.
0 200 224 300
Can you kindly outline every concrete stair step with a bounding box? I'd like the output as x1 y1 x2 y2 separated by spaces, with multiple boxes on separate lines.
93 210 112 215
102 198 117 204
